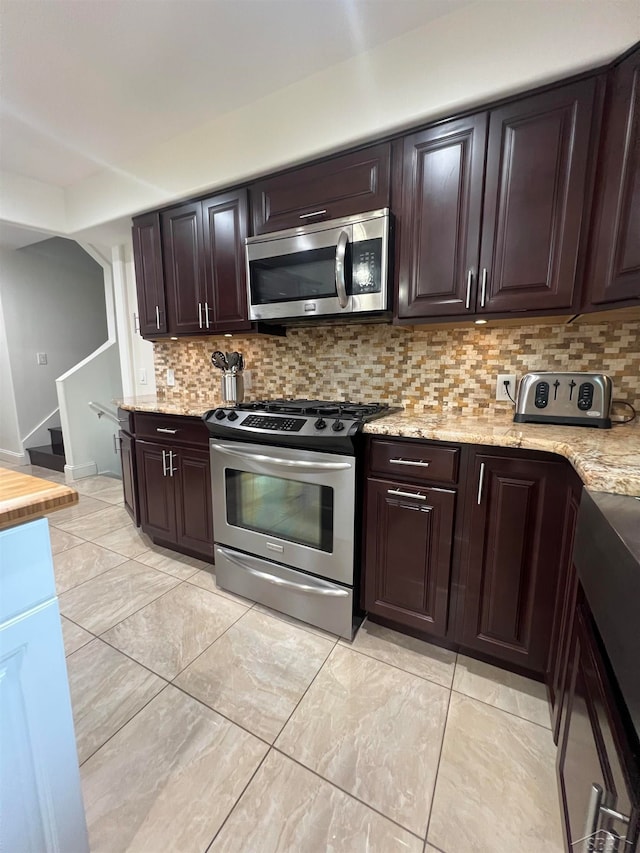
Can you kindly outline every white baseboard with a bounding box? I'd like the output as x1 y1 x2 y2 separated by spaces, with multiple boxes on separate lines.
64 461 98 481
0 449 29 466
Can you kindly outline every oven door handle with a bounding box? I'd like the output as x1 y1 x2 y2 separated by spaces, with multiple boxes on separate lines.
335 230 350 309
214 444 352 470
218 548 350 597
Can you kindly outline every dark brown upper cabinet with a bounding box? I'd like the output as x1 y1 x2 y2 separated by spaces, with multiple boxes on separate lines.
584 46 640 308
132 212 167 335
250 143 391 235
162 201 206 335
458 449 567 674
397 115 487 318
202 190 252 333
397 79 597 321
160 189 251 337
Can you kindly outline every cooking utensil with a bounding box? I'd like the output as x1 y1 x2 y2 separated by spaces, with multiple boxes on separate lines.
227 352 240 372
211 351 227 371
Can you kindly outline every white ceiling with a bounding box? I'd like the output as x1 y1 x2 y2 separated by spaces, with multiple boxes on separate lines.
0 0 470 188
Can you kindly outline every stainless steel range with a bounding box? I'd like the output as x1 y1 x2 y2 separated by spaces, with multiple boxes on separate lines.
203 400 398 638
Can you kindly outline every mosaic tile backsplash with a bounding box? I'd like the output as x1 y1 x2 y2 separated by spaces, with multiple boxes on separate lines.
153 318 639 416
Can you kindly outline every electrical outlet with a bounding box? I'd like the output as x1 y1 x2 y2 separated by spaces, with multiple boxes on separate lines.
36 352 48 365
139 368 147 385
166 368 175 387
496 373 517 402
243 369 253 391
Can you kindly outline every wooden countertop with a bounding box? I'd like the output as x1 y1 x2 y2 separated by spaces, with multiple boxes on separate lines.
116 394 640 497
0 468 78 529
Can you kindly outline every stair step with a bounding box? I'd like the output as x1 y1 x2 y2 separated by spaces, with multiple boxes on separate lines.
27 446 66 472
48 426 65 455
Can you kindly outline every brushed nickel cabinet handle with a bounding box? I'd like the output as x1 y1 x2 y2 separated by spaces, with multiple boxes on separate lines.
299 209 327 219
198 302 203 328
387 488 427 501
205 302 211 329
162 449 168 477
480 268 487 308
155 305 160 329
465 269 473 309
582 784 603 852
156 428 178 434
169 450 177 477
477 462 485 505
390 457 430 468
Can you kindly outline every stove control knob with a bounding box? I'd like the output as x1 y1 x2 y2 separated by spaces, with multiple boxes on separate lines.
227 411 239 422
332 419 345 432
214 409 226 420
314 418 327 430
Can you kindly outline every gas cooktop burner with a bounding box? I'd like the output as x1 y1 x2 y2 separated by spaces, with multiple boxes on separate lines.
236 399 392 419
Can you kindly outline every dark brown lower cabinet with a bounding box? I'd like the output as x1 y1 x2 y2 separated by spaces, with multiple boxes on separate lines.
136 439 213 560
458 450 566 674
363 478 456 637
557 595 639 852
119 430 139 525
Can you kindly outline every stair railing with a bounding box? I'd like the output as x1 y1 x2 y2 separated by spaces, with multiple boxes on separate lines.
88 401 120 426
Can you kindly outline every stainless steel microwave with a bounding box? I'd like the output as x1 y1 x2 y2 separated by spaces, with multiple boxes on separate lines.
245 208 390 322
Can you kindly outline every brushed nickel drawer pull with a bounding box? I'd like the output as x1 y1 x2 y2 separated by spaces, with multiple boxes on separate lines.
387 488 426 501
156 427 178 434
465 269 473 309
389 457 431 467
477 462 485 504
299 209 327 219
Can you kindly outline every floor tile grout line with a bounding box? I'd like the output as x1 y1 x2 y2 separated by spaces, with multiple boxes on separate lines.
78 682 170 769
270 746 425 842
268 633 339 747
203 748 272 853
449 687 553 731
339 641 455 692
423 685 453 847
61 572 183 636
68 633 173 689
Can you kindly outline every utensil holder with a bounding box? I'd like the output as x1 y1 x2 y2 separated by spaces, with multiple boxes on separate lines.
221 371 244 406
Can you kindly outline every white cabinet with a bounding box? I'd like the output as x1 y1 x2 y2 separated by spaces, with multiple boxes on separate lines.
0 518 88 853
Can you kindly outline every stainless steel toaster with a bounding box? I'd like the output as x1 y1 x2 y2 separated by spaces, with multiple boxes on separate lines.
514 372 612 429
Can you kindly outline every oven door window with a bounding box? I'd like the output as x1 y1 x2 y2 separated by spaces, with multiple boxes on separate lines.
225 471 334 552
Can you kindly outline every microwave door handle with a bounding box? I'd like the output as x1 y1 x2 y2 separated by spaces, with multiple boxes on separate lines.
335 230 349 309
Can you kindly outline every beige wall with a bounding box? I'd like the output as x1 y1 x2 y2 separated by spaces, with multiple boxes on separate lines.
153 316 640 417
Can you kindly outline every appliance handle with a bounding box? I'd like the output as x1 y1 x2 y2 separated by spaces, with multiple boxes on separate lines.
335 230 349 309
214 444 352 470
218 548 350 597
583 784 603 853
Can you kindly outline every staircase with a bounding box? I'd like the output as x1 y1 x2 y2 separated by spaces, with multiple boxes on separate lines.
27 427 66 472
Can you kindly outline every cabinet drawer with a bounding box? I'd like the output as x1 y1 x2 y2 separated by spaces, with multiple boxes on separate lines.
135 413 209 448
368 439 460 485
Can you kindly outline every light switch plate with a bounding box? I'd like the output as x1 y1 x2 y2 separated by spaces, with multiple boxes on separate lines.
139 368 147 385
36 352 48 365
166 368 175 386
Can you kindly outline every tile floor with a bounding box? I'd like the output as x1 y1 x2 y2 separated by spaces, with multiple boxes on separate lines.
20 462 565 852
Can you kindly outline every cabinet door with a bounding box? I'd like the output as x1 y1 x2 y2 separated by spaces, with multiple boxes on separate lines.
397 114 487 319
119 431 139 526
479 79 596 313
363 478 455 637
460 452 565 672
135 440 176 543
251 143 391 234
202 189 252 333
557 602 639 851
132 212 167 336
162 202 206 335
173 447 214 559
586 48 640 306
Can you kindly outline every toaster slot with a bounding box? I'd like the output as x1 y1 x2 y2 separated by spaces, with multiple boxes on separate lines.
535 381 550 408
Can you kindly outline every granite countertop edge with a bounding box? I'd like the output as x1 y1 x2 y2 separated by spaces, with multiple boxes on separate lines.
116 397 640 497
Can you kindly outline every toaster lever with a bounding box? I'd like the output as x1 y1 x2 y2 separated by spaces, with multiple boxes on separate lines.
568 379 576 401
553 380 560 401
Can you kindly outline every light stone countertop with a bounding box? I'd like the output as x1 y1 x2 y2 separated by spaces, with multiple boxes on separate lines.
116 394 640 497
